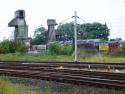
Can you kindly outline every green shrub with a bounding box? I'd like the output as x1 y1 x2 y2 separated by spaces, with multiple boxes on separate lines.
0 40 15 53
111 48 125 57
0 48 5 53
15 42 28 53
100 51 109 56
78 47 97 58
48 42 73 55
63 44 73 55
48 42 60 55
0 40 28 54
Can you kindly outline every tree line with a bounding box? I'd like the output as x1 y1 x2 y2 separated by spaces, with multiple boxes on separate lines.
32 22 110 45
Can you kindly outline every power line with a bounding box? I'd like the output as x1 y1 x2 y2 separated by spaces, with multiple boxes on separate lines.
77 16 87 23
59 17 73 24
58 15 88 25
72 16 87 23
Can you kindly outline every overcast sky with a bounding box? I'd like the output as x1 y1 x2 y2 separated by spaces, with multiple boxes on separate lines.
0 0 125 41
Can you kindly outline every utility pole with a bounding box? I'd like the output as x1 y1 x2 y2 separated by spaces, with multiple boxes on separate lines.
74 11 77 62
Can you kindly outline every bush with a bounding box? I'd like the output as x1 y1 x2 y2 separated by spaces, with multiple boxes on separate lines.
48 42 60 55
63 44 73 55
100 51 109 56
111 48 125 57
78 47 97 58
48 42 73 55
15 42 28 53
0 40 28 54
0 40 15 53
0 48 5 53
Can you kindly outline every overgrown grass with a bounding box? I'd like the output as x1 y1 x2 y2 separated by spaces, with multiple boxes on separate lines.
79 55 125 63
0 53 73 62
0 79 42 94
0 53 125 63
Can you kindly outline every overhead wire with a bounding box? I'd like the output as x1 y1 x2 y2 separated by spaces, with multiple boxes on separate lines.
58 15 88 25
77 16 87 23
59 17 73 25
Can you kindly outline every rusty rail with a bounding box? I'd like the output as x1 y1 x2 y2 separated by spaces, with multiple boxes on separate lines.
0 62 125 90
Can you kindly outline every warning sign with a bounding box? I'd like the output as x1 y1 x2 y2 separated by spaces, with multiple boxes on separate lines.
99 42 109 51
99 45 109 51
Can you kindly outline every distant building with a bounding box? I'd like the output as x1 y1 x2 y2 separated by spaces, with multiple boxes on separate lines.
47 19 67 42
47 19 57 42
8 10 31 50
8 10 28 41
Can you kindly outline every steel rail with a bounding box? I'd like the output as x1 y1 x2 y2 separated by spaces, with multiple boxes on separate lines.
0 68 125 90
0 63 125 78
0 63 125 80
0 62 125 90
0 61 125 70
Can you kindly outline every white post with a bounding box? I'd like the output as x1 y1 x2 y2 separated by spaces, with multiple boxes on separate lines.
74 11 77 62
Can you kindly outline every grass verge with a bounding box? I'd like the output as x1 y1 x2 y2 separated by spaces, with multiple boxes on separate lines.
0 53 125 63
0 79 41 94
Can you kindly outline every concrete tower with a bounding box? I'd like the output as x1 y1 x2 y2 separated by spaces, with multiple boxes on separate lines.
8 10 28 41
47 19 57 42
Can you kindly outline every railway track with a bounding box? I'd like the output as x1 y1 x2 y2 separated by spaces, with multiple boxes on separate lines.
1 61 125 69
0 61 125 90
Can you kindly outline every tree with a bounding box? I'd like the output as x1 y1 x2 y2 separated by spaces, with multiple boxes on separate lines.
110 38 122 41
57 22 110 40
78 22 110 40
57 23 74 40
32 25 47 45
